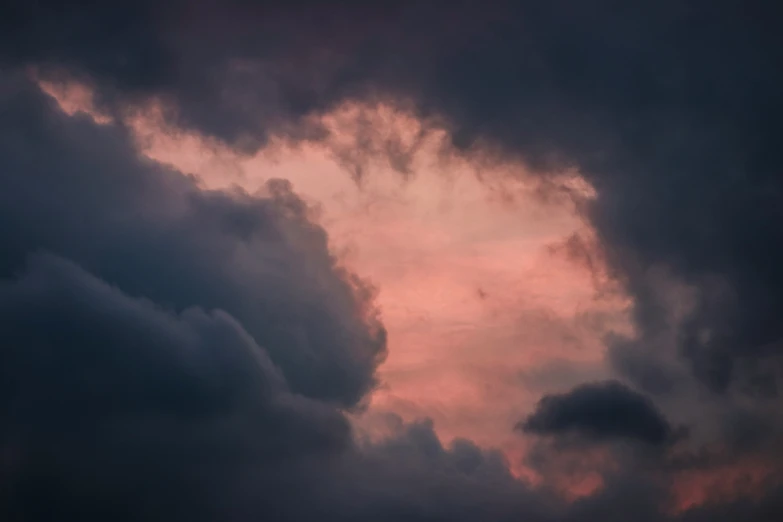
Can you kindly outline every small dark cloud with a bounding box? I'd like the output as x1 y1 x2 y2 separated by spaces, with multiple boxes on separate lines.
518 380 675 446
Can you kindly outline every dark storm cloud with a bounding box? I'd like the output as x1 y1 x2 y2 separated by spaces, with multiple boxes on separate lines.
0 72 385 407
518 381 674 446
2 0 781 397
0 252 351 521
0 252 286 426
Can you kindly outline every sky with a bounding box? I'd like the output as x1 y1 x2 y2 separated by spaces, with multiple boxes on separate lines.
1 2 782 521
42 79 630 483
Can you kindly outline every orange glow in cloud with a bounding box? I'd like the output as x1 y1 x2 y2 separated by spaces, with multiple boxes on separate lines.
670 453 777 513
40 78 633 485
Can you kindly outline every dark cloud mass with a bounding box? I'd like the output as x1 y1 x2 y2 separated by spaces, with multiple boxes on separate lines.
0 252 349 520
519 380 674 446
1 0 783 520
0 72 386 407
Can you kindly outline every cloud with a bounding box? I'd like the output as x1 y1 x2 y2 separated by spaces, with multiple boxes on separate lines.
0 252 351 520
0 72 386 408
518 381 675 446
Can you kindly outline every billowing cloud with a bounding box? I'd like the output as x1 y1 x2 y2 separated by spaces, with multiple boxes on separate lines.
0 72 386 408
0 252 351 519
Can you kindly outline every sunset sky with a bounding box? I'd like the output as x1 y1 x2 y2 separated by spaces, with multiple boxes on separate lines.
2 2 782 521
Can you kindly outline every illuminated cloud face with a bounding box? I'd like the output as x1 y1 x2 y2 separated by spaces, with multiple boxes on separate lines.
2 2 783 521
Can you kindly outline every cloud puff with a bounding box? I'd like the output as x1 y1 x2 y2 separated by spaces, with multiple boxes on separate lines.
518 380 674 446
